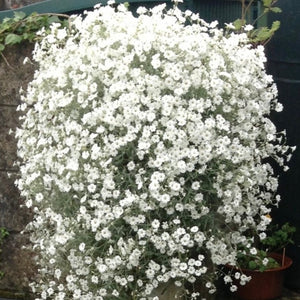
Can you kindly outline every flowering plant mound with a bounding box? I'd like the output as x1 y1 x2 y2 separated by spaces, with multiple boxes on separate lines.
16 2 294 299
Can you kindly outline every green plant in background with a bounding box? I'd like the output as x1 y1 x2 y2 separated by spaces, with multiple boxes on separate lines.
0 11 69 65
0 227 9 279
261 222 296 252
236 248 280 272
232 0 282 45
236 222 296 272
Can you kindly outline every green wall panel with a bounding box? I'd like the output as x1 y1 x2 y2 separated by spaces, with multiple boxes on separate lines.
0 0 256 25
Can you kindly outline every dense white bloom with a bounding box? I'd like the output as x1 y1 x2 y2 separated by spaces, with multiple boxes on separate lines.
16 2 293 299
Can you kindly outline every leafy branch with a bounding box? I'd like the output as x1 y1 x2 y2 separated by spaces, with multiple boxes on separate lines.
0 11 69 66
232 0 282 45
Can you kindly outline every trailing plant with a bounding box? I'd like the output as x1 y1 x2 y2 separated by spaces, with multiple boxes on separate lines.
15 1 294 299
0 227 9 279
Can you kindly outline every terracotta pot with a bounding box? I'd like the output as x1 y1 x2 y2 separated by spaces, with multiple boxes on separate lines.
229 253 293 300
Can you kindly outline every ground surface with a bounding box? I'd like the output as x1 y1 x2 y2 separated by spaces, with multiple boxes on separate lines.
216 287 300 300
0 288 299 300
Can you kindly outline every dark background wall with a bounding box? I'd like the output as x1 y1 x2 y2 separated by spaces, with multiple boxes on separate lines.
265 0 300 289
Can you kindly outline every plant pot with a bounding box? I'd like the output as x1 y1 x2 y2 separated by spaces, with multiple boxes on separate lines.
229 253 293 300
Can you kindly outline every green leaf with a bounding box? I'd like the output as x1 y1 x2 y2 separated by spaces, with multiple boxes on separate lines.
233 18 245 31
48 16 61 24
250 22 280 43
5 33 23 45
26 33 36 42
0 227 8 241
2 17 13 24
22 32 29 39
0 44 4 51
271 20 280 32
0 23 11 32
263 0 273 8
259 266 267 272
270 7 282 13
13 11 26 21
255 27 272 41
248 261 257 270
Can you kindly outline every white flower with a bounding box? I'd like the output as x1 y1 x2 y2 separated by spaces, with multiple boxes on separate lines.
137 6 147 15
56 28 68 40
223 275 232 284
101 228 111 239
262 258 269 266
97 264 108 273
169 181 181 191
160 194 171 204
244 24 254 31
179 262 187 271
151 219 160 229
91 276 98 284
79 243 85 252
54 269 62 279
190 226 199 233
191 181 200 190
259 232 267 240
230 285 238 292
127 161 135 171
87 184 96 193
35 193 44 202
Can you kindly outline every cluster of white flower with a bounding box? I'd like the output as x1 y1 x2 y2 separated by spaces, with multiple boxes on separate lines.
16 2 293 299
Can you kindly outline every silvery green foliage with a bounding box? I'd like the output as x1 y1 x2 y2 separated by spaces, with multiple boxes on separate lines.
16 3 293 299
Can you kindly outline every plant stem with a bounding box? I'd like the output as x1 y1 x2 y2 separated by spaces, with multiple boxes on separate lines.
282 247 285 267
245 0 256 21
38 13 70 19
241 0 246 23
251 11 267 26
1 52 14 70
